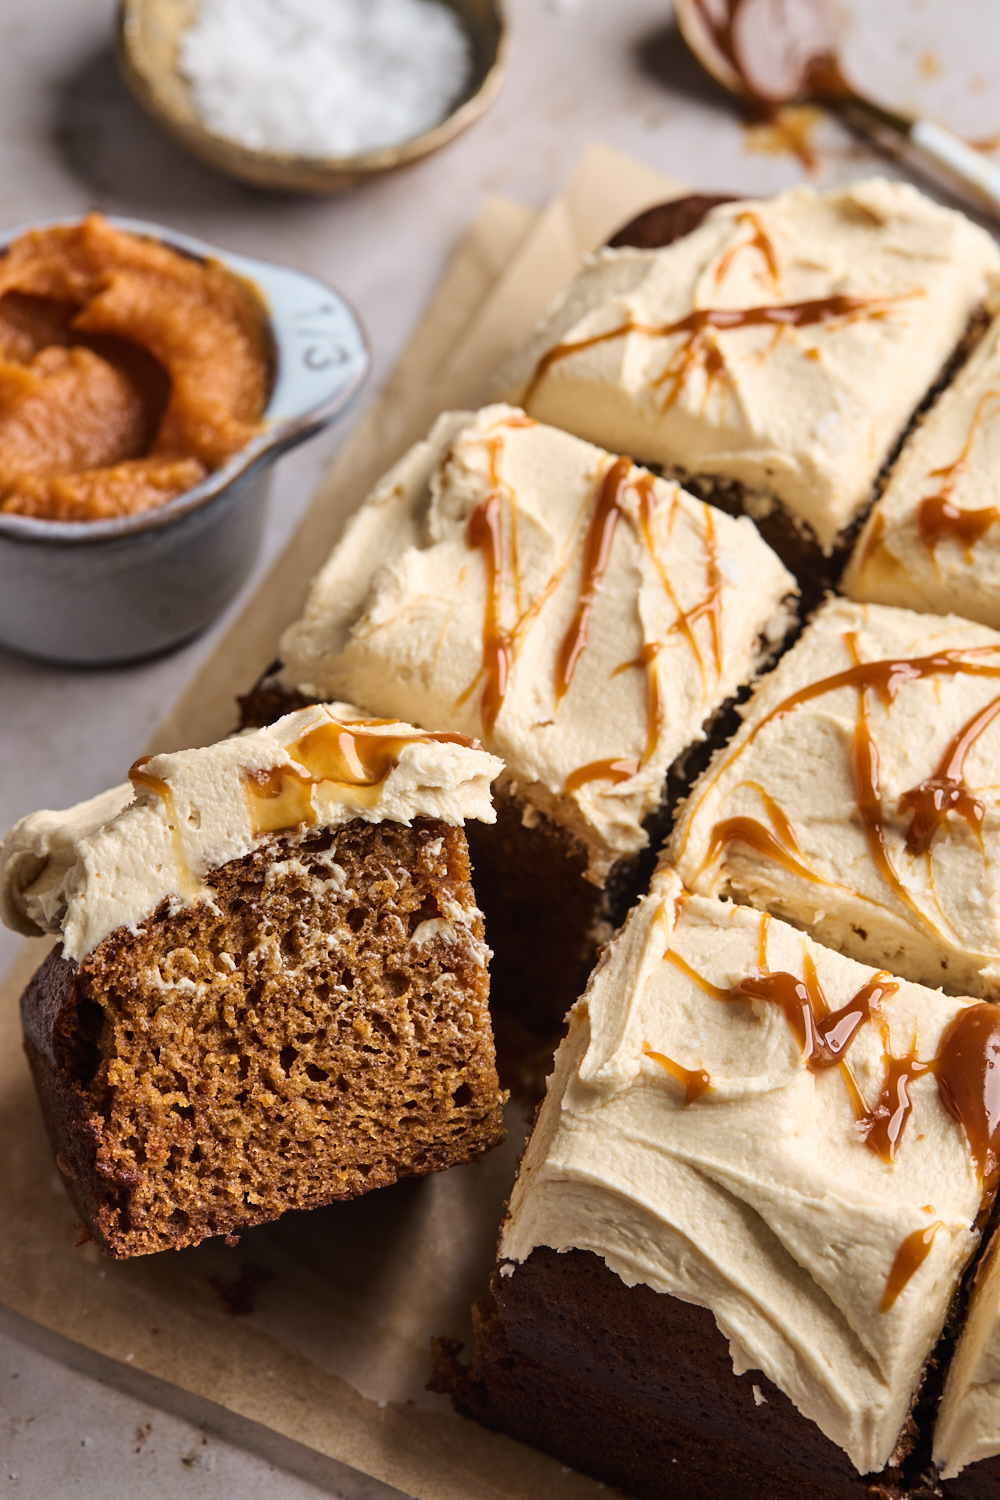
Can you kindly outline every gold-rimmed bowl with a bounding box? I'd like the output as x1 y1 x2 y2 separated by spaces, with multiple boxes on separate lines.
117 0 508 194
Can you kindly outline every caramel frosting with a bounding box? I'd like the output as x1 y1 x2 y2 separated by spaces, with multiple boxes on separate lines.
935 1230 1000 1479
501 868 995 1475
0 703 501 963
495 178 1000 553
670 597 1000 998
845 294 1000 629
278 405 796 883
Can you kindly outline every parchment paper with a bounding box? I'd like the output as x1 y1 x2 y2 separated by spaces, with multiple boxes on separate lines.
0 144 682 1500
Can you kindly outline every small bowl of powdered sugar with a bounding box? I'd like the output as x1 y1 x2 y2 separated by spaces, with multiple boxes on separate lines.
118 0 506 193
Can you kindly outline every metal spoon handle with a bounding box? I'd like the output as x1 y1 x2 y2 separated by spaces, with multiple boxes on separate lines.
849 95 1000 219
908 119 1000 218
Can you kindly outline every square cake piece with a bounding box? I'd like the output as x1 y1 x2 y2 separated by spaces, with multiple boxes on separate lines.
844 293 1000 631
671 596 1000 1000
0 705 506 1258
436 868 1000 1499
495 178 1000 581
267 403 797 1039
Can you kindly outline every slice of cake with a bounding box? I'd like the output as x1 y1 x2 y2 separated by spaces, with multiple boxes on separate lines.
844 292 1000 631
671 596 1000 1000
265 403 797 1040
935 1229 1000 1494
0 705 506 1259
495 178 1000 587
435 868 1000 1499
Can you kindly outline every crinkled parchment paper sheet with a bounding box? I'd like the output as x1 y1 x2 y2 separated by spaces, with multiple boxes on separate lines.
0 145 681 1500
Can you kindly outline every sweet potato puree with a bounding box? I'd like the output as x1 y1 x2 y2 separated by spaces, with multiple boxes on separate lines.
0 214 270 521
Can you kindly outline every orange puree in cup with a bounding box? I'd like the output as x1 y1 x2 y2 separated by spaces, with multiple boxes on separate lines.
0 214 270 521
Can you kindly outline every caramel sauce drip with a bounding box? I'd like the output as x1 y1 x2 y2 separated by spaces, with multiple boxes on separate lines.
898 692 1000 856
243 719 474 838
713 212 780 286
524 293 903 407
729 961 896 1078
881 1221 944 1312
644 1044 712 1103
466 491 511 734
566 471 726 795
564 757 639 795
918 496 1000 554
128 756 199 897
555 456 633 702
933 1003 1000 1191
663 948 732 1001
915 391 1000 556
245 763 316 835
633 473 707 688
667 936 927 1163
862 1047 928 1164
704 815 819 884
669 503 723 677
850 707 922 924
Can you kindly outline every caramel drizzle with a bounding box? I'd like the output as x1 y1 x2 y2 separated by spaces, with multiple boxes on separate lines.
128 756 199 898
643 1043 712 1103
566 472 726 796
881 1221 944 1312
898 692 1000 856
564 470 724 793
934 1002 1000 1192
555 456 633 702
692 639 1000 928
703 815 818 885
916 391 1000 557
564 757 639 795
665 926 1000 1306
664 936 912 1161
634 473 708 690
523 294 907 410
713 212 780 287
243 719 474 838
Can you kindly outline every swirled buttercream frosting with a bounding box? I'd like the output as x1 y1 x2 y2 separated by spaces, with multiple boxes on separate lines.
496 178 1000 552
278 404 796 882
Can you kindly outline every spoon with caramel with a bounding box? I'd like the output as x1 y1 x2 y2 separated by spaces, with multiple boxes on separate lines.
674 0 1000 220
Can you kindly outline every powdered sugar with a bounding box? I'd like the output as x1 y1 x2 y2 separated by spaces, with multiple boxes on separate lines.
180 0 474 158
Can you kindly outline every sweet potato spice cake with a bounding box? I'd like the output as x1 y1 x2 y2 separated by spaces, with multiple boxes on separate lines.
436 868 1000 1499
0 704 505 1258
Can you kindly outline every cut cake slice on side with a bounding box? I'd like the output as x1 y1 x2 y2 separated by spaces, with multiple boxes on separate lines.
0 704 506 1258
434 868 1000 1499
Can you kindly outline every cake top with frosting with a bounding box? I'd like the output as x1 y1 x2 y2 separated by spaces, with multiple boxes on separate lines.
670 596 1000 999
278 404 796 882
501 867 1000 1475
0 702 502 964
845 292 1000 631
496 178 1000 552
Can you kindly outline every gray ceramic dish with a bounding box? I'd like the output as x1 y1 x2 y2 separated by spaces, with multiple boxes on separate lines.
0 216 369 665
